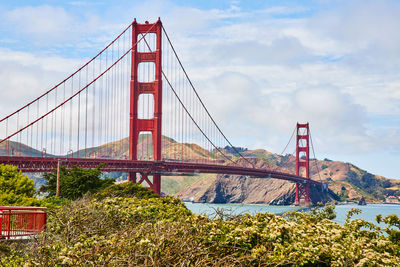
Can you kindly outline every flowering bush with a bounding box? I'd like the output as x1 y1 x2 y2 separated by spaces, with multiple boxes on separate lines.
1 183 399 266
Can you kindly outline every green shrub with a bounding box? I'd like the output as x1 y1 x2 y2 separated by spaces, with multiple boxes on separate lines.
0 164 35 197
43 196 72 207
0 191 45 207
40 165 115 200
0 164 42 207
94 182 159 200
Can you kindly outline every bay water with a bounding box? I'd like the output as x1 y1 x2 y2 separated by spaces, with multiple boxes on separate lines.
184 202 400 225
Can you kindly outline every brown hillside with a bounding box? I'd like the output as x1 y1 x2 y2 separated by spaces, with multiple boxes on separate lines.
4 136 398 204
0 140 45 157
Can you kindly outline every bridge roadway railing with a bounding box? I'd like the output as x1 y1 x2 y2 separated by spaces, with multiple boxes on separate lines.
0 206 47 240
0 156 322 186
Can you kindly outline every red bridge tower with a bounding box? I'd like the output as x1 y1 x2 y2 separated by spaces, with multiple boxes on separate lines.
295 122 310 206
128 19 163 195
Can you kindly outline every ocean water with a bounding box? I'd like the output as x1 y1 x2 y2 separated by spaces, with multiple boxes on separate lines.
184 202 400 225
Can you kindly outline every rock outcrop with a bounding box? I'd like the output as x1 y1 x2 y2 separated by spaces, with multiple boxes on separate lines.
178 158 338 205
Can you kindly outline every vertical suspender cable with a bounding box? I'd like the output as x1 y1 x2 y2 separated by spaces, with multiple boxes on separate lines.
27 105 31 156
309 129 323 182
104 49 108 157
69 78 73 156
61 83 65 156
36 101 39 155
85 64 88 158
77 71 81 158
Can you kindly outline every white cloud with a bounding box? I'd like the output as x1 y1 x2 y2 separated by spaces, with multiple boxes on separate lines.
157 1 400 158
1 4 122 49
0 48 85 115
308 0 400 69
0 0 400 177
6 5 78 42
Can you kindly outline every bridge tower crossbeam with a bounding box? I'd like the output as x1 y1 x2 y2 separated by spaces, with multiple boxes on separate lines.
128 19 162 194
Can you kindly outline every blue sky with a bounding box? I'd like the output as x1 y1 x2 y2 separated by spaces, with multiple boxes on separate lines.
0 0 399 179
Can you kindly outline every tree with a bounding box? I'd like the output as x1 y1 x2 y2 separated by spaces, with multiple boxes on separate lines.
40 165 115 200
0 164 41 206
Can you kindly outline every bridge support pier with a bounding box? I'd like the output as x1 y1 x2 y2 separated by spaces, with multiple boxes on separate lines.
152 173 161 195
128 172 161 195
128 172 137 183
295 182 310 206
295 123 311 206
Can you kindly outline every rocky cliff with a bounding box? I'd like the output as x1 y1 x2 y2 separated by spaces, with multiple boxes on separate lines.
178 158 339 205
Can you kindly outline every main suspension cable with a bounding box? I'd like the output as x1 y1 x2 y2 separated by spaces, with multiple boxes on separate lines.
271 125 296 173
0 24 156 145
309 129 323 182
161 25 254 168
162 72 237 165
279 125 296 156
139 34 238 165
0 23 133 123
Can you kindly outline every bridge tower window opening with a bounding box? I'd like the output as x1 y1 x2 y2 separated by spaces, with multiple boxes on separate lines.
137 94 155 119
137 33 157 52
299 151 307 161
298 127 308 135
298 139 307 148
137 62 155 83
137 131 154 160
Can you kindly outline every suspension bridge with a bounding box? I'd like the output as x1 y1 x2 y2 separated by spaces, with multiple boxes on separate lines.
0 19 323 206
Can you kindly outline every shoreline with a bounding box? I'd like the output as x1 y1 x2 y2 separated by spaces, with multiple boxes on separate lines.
184 201 400 206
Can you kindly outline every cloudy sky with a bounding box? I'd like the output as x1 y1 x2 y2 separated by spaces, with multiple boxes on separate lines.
0 0 399 179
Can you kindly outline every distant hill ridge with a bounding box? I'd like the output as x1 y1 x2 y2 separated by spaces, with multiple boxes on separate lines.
3 136 399 204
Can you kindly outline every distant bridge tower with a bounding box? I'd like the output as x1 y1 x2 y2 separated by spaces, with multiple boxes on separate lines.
295 123 310 206
128 19 163 195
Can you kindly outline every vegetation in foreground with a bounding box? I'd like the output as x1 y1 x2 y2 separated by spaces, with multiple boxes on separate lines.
0 164 115 208
40 164 115 200
0 164 48 207
0 183 400 266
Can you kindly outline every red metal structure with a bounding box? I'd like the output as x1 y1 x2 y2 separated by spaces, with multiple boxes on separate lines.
0 156 322 185
0 19 323 205
295 123 310 206
128 19 163 194
0 206 47 239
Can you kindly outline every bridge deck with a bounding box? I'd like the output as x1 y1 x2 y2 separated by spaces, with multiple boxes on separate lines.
0 156 321 185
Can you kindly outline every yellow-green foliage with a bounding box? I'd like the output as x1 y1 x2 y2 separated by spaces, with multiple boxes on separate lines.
0 164 35 197
94 182 160 200
1 184 399 266
0 164 59 208
0 164 44 207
